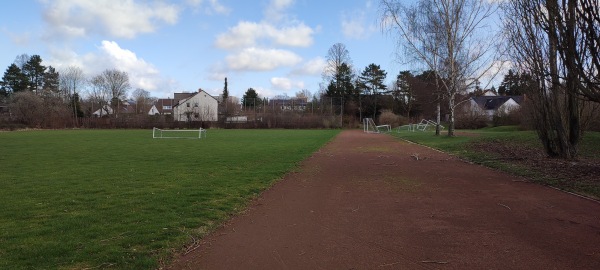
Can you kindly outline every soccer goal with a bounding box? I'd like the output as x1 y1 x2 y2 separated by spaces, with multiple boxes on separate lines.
363 118 391 133
396 119 444 132
152 127 207 139
414 119 444 131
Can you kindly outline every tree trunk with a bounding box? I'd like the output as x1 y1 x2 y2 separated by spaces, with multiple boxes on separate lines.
448 93 455 137
435 100 441 136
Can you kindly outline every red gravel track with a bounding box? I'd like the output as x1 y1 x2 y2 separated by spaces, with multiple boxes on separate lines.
169 130 600 269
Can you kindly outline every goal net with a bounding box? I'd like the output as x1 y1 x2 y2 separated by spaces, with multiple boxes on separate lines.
363 118 391 134
152 127 207 139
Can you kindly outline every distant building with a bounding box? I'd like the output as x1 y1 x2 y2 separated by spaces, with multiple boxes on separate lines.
463 95 525 120
267 95 308 111
149 98 176 115
173 89 219 122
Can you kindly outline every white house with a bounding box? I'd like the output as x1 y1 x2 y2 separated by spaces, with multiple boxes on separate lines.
147 105 160 115
173 89 218 122
464 95 524 120
92 105 113 117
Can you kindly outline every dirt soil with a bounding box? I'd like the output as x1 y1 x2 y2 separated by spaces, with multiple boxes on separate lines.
168 130 600 269
469 139 600 197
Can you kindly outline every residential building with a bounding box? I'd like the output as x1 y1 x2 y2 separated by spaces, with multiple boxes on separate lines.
173 89 219 122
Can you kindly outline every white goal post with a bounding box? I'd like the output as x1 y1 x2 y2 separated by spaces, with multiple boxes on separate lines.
363 118 391 134
152 127 207 139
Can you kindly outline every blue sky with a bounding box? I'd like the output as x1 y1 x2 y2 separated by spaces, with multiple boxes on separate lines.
0 0 409 100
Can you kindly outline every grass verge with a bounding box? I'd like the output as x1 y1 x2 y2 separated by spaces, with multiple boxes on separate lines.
0 129 339 269
390 126 600 199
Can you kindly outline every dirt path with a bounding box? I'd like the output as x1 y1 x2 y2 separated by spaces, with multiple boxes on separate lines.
169 130 600 269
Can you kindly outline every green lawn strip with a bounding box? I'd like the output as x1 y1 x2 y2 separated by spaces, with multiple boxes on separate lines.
391 127 600 198
0 129 339 269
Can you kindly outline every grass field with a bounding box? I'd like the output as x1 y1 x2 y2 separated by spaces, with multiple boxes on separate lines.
0 129 339 269
391 126 600 198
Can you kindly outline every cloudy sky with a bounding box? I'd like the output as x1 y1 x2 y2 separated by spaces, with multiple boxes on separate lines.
0 0 408 99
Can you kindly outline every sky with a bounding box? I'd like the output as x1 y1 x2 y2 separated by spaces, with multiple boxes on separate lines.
0 0 409 100
0 0 504 100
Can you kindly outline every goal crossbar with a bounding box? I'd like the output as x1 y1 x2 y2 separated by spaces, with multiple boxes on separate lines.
363 118 391 134
152 127 207 139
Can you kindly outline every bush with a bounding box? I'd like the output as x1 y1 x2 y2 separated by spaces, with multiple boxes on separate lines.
378 110 407 127
455 110 488 129
493 108 522 127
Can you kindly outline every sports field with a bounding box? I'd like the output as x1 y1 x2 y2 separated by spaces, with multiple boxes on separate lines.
0 129 339 269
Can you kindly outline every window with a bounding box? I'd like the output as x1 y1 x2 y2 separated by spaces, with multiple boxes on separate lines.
194 113 199 118
186 103 190 107
194 103 199 107
162 105 172 110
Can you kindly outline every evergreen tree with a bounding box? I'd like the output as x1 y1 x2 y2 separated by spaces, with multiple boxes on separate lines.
70 92 84 118
357 64 387 95
357 64 387 118
242 88 261 108
22 55 46 93
222 77 229 101
1 63 29 95
393 70 415 117
498 69 527 96
325 63 356 100
43 66 60 95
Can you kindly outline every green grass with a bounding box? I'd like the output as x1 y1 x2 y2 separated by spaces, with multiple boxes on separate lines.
391 126 600 197
0 129 339 269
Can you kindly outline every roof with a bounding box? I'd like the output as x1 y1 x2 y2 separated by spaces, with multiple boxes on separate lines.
154 98 175 114
173 93 195 103
173 89 219 108
471 95 524 110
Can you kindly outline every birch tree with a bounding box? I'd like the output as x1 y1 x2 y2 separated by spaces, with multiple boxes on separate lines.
59 66 86 125
381 0 500 136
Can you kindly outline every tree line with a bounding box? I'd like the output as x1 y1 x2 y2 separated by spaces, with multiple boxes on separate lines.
379 0 600 159
0 54 157 128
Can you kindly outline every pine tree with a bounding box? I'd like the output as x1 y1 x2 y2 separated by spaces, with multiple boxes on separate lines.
1 63 29 95
222 77 229 101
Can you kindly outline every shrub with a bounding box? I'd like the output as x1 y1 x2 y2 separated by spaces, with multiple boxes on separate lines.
493 108 522 127
378 110 407 127
455 110 488 129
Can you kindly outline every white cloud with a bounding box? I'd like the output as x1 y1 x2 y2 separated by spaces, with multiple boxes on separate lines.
98 41 161 89
271 24 315 47
1 27 31 46
225 47 302 71
477 60 512 89
41 0 179 39
342 17 367 39
270 77 305 91
215 21 314 50
265 0 294 22
291 57 327 76
47 40 175 97
340 2 377 40
186 0 230 15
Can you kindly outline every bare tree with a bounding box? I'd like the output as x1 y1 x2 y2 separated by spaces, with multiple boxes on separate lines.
9 91 44 127
381 0 500 136
59 66 86 125
572 0 600 102
295 89 312 101
13 54 30 69
131 88 152 114
90 69 130 118
323 43 353 88
89 76 110 116
503 0 599 159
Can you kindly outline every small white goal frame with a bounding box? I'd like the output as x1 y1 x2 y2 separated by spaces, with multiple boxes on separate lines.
396 119 444 132
363 118 391 134
152 127 207 139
